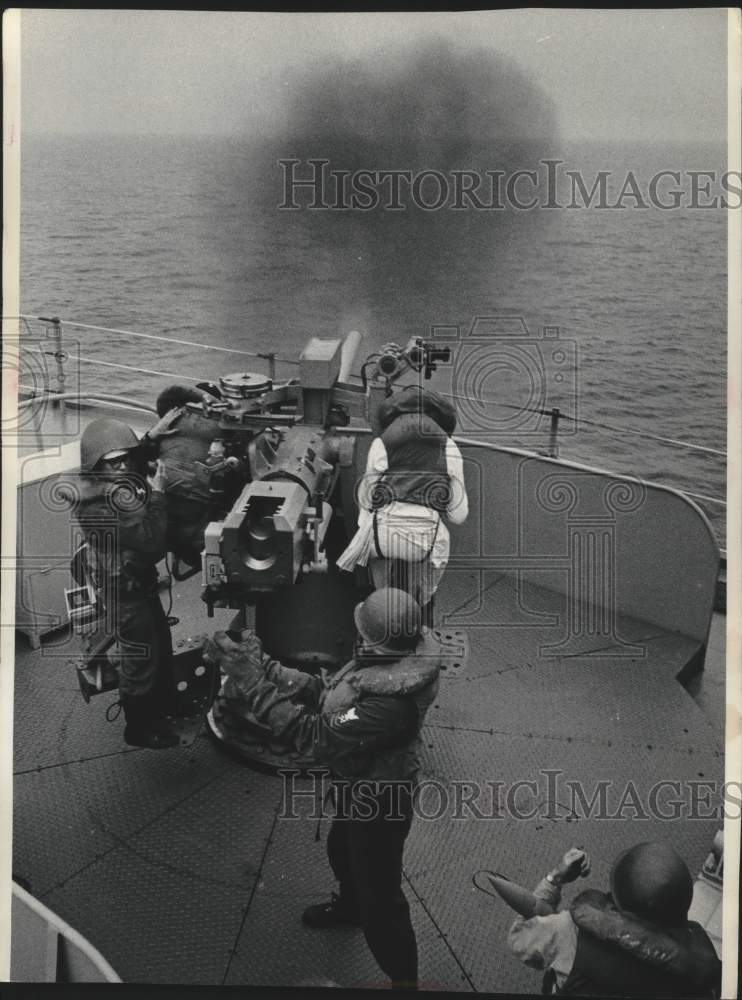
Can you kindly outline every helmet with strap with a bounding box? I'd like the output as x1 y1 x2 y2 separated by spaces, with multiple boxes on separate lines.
80 419 139 473
354 587 422 657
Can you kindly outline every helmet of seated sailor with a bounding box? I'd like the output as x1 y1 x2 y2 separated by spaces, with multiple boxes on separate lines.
354 587 422 657
610 842 693 927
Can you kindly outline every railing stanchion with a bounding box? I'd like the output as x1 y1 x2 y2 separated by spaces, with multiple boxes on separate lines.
39 315 67 417
549 407 560 458
258 352 277 382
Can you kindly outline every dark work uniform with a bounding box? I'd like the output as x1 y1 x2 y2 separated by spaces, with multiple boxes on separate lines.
320 701 419 988
215 632 443 987
75 476 172 724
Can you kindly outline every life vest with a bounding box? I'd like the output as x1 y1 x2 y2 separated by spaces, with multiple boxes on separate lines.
556 890 721 998
320 632 442 780
73 475 166 594
376 412 451 513
156 408 233 566
375 386 457 436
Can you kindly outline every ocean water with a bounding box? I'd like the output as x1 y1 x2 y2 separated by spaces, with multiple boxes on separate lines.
19 134 727 547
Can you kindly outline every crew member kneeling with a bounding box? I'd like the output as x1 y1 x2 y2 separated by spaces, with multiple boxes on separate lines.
203 587 444 991
502 843 720 997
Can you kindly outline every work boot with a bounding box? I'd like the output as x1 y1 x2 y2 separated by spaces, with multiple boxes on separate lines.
301 892 362 929
123 719 180 750
121 695 180 750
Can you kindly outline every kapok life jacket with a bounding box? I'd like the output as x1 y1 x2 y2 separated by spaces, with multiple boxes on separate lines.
375 412 451 513
73 474 167 595
156 407 231 566
375 386 457 436
556 889 721 998
321 632 442 780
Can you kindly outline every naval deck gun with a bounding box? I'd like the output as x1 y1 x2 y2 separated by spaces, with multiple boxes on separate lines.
180 331 459 765
192 332 450 672
62 329 459 757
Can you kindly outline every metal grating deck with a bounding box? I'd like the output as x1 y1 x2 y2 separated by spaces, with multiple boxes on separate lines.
12 568 724 991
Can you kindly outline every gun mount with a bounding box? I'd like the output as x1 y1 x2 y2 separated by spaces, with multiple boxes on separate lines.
196 332 451 616
70 329 454 762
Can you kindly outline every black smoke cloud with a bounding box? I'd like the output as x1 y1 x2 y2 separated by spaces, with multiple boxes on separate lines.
279 41 556 168
211 40 560 344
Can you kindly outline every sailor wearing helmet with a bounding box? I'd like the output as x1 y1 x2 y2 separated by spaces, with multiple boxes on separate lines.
495 842 721 997
203 587 446 990
337 385 468 625
74 414 178 748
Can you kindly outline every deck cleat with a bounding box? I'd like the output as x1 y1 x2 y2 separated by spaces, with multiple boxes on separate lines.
430 626 469 676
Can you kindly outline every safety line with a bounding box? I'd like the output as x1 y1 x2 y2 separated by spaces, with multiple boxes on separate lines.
24 342 205 382
16 313 300 365
436 387 726 457
74 354 203 382
14 323 724 454
677 490 726 507
558 410 727 457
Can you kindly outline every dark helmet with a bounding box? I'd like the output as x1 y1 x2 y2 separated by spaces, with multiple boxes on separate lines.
80 419 139 473
354 587 423 656
376 385 457 435
156 384 205 417
610 842 693 927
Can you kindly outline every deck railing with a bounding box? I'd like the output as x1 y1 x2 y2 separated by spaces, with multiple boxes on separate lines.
6 313 727 529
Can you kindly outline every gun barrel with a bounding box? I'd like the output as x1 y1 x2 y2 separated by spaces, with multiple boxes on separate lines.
338 330 364 383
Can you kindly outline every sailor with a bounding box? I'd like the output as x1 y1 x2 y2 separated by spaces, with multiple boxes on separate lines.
75 417 178 748
147 384 221 569
203 587 444 991
337 386 468 622
501 842 721 997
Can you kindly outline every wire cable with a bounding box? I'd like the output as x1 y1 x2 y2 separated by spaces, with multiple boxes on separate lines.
16 314 300 366
431 385 726 458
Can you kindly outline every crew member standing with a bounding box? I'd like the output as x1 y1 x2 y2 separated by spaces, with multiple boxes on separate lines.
75 418 177 748
337 386 468 622
203 587 445 990
149 384 221 570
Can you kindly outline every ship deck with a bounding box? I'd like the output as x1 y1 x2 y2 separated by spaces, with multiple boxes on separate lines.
12 566 725 991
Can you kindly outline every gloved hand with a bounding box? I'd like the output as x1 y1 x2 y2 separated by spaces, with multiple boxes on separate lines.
203 631 317 749
202 630 266 694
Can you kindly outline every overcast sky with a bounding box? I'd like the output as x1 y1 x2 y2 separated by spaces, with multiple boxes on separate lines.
18 9 728 142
